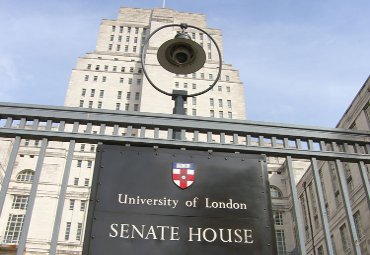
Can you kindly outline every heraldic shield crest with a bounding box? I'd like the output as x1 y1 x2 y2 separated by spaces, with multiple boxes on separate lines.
172 163 195 189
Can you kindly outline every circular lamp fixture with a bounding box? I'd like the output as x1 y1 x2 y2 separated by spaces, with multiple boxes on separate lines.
157 32 206 75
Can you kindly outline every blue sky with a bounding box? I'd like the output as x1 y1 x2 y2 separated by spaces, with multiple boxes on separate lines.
0 0 369 128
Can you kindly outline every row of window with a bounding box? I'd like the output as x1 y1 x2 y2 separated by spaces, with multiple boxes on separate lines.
111 26 148 35
84 75 142 85
79 100 140 111
73 177 90 187
69 199 87 211
87 64 142 74
81 89 140 101
108 44 142 53
65 222 83 241
209 110 233 119
110 35 145 44
209 98 232 108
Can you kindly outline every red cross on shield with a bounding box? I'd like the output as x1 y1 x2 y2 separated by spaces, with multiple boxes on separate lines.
172 163 195 189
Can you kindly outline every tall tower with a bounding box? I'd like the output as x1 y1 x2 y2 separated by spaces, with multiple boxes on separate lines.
64 7 247 119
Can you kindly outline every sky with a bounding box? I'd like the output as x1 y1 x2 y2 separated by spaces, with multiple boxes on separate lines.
0 0 369 128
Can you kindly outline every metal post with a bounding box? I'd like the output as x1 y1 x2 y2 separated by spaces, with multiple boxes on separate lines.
311 158 334 255
172 90 187 139
358 161 370 210
303 182 316 255
0 136 21 216
49 140 76 255
286 156 307 255
335 159 362 255
17 138 48 255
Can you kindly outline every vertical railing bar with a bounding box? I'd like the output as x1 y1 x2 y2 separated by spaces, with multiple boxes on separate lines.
335 159 362 255
46 120 52 131
17 138 48 255
181 129 186 140
233 134 238 145
0 136 21 216
72 122 79 133
113 125 119 136
99 124 106 135
283 138 289 149
193 131 199 142
358 161 370 210
140 127 146 138
365 144 370 154
220 133 225 144
49 140 76 255
271 137 277 147
259 136 264 147
311 158 335 255
207 132 212 143
308 139 314 151
354 143 362 154
320 141 326 152
19 118 26 129
343 143 349 153
32 119 39 130
286 156 307 255
58 121 65 132
126 126 133 136
246 135 251 146
85 123 93 134
154 128 159 139
5 117 12 128
296 139 302 150
167 128 173 140
331 142 337 152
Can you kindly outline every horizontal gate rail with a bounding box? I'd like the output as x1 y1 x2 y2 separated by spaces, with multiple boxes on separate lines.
0 102 369 163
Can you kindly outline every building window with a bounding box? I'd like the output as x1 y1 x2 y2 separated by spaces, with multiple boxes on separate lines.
134 37 138 43
192 109 196 116
69 199 75 210
77 159 82 167
121 67 125 73
97 101 102 109
87 64 91 70
218 86 222 92
192 73 196 78
210 98 214 107
16 170 34 183
228 112 232 119
134 104 139 111
135 92 140 100
208 52 212 59
209 74 213 80
11 195 29 210
104 65 108 71
93 76 98 82
133 46 137 52
117 91 122 99
81 88 86 97
210 110 214 117
226 86 231 92
219 111 223 118
125 45 129 52
273 211 283 225
99 90 104 98
275 230 287 255
225 75 230 81
218 99 223 107
227 100 232 108
137 79 142 85
90 145 95 152
64 222 71 240
80 200 86 211
135 27 139 34
80 144 85 151
353 211 364 240
192 97 196 106
90 89 95 97
108 44 113 50
126 92 131 100
200 73 204 79
116 103 121 110
84 178 90 187
340 224 350 252
88 101 93 108
111 25 116 32
120 77 124 83
270 186 283 198
184 83 188 89
125 104 129 111
84 75 89 81
102 76 106 82
175 82 179 88
192 83 196 89
3 214 25 244
74 178 79 186
87 160 93 168
76 223 83 241
127 27 131 33
113 66 117 72
126 36 130 42
128 78 133 84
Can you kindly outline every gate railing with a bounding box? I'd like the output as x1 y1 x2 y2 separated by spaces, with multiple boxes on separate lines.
0 102 369 255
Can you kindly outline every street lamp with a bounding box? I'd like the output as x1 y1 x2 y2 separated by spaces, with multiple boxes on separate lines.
141 23 223 138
